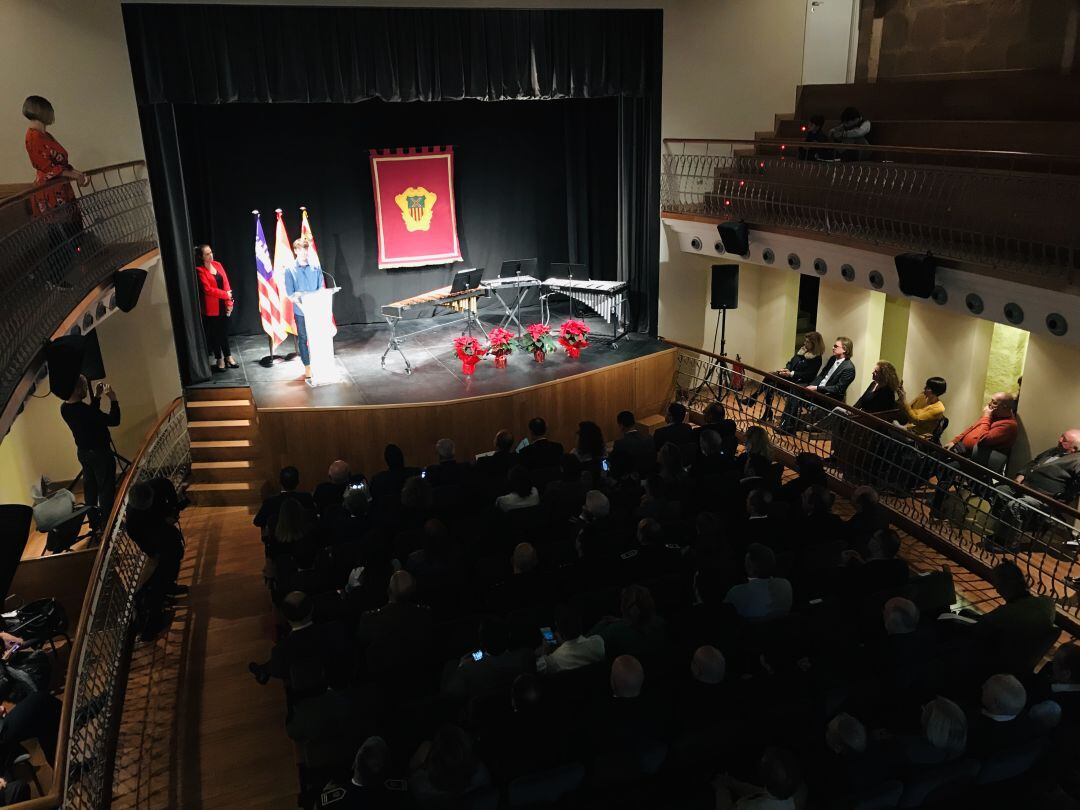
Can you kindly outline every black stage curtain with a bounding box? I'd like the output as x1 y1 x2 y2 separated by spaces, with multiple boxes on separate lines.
122 4 661 383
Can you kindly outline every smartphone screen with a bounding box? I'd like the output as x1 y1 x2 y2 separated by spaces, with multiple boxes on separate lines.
421 469 427 479
540 627 556 645
601 458 610 472
471 650 484 661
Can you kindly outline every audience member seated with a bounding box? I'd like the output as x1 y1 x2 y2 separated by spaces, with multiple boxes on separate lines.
741 489 781 552
254 465 317 539
314 735 405 809
713 746 804 810
739 331 824 421
572 420 607 476
967 673 1047 758
494 466 539 512
1030 642 1080 727
329 483 375 547
517 417 564 470
653 402 694 451
656 443 690 488
837 528 910 601
538 604 606 674
989 428 1080 549
542 453 588 524
250 591 350 686
896 377 947 437
356 571 433 689
475 429 516 485
674 646 741 748
620 518 683 584
806 336 856 403
423 438 468 489
441 617 534 701
842 486 890 553
810 713 896 809
970 561 1056 676
313 459 362 517
888 696 968 768
724 544 793 620
610 410 655 478
944 392 1018 459
693 428 734 480
699 401 739 456
590 655 669 776
736 426 774 481
776 452 826 505
853 361 900 414
486 543 550 617
829 106 871 159
589 584 667 659
369 444 420 506
126 479 187 639
408 724 492 806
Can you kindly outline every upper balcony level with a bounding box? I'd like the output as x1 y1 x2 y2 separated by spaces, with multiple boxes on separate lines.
0 163 158 437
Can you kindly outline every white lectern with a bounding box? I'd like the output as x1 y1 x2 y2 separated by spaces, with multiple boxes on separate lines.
295 287 341 387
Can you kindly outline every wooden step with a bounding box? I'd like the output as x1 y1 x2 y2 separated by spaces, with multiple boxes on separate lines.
191 460 261 483
187 481 259 506
188 419 255 441
186 399 256 421
639 414 667 434
754 129 775 141
184 385 253 403
774 112 795 128
190 439 259 461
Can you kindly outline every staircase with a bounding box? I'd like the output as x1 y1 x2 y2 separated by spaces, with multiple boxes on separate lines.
184 387 265 508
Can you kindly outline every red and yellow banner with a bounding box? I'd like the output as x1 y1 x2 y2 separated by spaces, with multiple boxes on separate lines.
369 146 462 269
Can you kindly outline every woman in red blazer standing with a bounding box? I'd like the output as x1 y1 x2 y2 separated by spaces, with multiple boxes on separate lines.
195 244 238 372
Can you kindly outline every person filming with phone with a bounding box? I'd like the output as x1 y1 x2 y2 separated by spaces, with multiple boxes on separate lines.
60 375 120 536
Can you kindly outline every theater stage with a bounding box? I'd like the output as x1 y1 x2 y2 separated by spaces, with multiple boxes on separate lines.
188 308 676 482
189 307 669 411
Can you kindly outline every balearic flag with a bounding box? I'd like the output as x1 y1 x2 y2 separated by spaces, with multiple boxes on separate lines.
300 206 336 336
273 209 298 335
254 211 287 349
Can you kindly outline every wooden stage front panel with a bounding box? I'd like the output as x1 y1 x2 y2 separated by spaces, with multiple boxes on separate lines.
256 348 677 487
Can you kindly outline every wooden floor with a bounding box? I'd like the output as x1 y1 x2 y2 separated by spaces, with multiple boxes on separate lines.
112 505 295 809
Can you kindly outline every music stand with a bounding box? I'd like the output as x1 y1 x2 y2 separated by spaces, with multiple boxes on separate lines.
495 259 538 334
499 258 538 279
449 268 486 338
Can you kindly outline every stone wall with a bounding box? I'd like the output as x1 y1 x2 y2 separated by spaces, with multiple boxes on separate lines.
856 0 1079 79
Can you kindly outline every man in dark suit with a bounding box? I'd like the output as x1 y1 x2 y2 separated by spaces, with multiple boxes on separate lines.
356 571 433 688
253 466 317 539
652 402 694 451
313 460 365 517
517 417 564 470
610 410 655 478
699 402 738 456
423 438 469 488
807 336 856 402
369 444 421 506
250 591 351 685
476 429 517 486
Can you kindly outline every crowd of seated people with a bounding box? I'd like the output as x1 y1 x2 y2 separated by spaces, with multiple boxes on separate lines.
246 407 1076 809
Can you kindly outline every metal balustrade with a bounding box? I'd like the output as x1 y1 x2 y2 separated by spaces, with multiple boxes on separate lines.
9 400 190 810
661 140 1080 278
0 163 157 429
666 341 1080 624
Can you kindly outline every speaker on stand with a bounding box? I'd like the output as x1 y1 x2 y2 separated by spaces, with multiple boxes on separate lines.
691 265 740 407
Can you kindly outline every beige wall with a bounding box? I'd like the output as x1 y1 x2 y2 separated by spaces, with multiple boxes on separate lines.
1011 334 1080 469
0 261 181 506
902 301 993 437
879 296 911 378
0 1 144 184
816 280 885 400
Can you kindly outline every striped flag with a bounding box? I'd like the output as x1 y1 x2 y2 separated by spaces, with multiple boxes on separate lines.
300 206 336 336
254 211 287 349
273 209 298 335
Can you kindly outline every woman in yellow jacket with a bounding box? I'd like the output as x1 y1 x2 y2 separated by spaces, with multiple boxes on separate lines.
897 377 947 437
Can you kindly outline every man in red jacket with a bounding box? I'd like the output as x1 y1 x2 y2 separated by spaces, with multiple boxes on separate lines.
944 392 1018 457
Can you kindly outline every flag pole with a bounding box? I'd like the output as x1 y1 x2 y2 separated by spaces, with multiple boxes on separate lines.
254 209 288 368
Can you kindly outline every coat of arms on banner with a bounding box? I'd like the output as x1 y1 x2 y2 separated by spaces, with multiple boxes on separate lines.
370 147 462 269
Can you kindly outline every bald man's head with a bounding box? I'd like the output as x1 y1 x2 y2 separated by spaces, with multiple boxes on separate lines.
691 646 726 685
988 392 1016 419
328 460 351 484
611 655 644 698
387 570 416 603
1061 429 1080 453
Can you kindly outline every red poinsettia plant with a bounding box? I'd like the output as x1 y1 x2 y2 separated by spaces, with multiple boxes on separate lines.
486 327 516 368
557 319 591 359
453 335 487 375
517 323 558 363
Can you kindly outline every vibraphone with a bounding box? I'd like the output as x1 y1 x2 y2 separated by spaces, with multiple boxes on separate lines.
482 275 542 334
381 285 488 373
540 277 629 346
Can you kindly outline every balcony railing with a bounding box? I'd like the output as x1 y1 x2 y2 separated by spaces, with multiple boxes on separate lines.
661 139 1080 279
11 398 190 810
664 340 1080 627
0 163 157 426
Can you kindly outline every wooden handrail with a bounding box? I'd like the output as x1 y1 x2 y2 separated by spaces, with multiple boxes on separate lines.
661 337 1080 523
0 161 147 213
661 137 1080 165
16 396 184 809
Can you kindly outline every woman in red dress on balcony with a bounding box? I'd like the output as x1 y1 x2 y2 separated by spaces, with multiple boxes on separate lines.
195 244 239 372
23 96 89 214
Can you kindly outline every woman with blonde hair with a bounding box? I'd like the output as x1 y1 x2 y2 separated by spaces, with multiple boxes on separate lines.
741 331 825 421
853 360 901 414
901 696 968 765
737 425 774 479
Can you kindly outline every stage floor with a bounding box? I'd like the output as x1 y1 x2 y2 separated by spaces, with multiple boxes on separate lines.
190 307 667 409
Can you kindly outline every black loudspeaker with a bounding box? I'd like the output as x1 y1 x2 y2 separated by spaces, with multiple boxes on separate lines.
46 334 86 400
717 221 749 256
114 267 148 312
710 264 739 310
81 329 106 382
894 252 936 298
0 506 31 603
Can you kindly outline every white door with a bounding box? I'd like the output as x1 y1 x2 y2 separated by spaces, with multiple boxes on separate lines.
801 0 858 86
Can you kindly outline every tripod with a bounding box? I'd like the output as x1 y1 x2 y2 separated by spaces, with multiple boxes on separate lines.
688 307 732 407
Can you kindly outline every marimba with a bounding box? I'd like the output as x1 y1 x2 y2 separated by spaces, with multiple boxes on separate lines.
540 277 628 346
381 285 488 373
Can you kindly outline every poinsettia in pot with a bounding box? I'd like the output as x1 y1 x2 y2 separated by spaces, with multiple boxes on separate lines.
557 319 591 359
517 323 558 364
453 335 487 375
487 327 515 369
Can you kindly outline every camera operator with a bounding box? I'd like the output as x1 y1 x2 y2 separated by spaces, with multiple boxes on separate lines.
60 376 120 536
